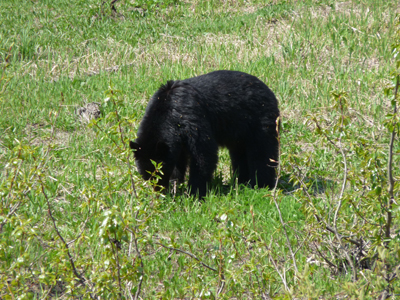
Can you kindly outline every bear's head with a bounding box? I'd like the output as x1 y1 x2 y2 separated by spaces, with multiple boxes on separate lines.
129 140 169 182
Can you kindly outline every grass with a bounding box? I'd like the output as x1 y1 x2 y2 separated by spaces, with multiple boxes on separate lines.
1 0 400 298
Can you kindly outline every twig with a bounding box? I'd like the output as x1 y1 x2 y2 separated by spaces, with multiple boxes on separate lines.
101 92 140 297
348 197 382 227
317 217 362 247
92 121 122 151
154 242 218 272
271 116 298 274
67 208 92 246
34 93 98 299
331 106 357 281
132 229 144 300
6 148 21 201
110 94 138 296
0 202 21 232
265 241 289 291
312 118 340 150
217 238 225 296
386 75 399 242
312 100 357 281
123 226 144 300
336 138 347 201
38 178 96 299
313 242 338 269
110 232 123 300
111 97 137 198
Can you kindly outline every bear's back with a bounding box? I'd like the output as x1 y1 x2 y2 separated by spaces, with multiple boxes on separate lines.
138 70 279 146
180 70 279 145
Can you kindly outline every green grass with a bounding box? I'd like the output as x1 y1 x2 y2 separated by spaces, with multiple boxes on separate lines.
1 0 400 298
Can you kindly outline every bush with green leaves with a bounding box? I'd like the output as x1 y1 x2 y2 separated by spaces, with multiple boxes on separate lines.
284 18 400 298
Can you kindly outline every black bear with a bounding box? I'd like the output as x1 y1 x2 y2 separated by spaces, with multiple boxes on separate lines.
130 70 280 198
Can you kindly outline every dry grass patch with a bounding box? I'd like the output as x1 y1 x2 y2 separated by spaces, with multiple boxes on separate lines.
185 0 263 14
139 35 198 66
20 1 393 83
24 123 72 147
20 37 138 81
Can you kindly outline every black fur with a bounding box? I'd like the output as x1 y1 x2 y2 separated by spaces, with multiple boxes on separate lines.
130 70 280 198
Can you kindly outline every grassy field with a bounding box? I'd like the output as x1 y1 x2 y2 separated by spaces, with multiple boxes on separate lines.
1 0 400 298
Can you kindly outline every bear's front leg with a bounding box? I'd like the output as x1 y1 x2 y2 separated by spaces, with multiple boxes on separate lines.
187 147 218 198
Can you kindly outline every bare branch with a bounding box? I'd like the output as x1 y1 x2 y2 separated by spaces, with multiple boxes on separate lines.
39 178 97 299
154 241 227 296
332 121 357 281
386 75 399 242
111 97 138 198
154 242 218 272
67 208 91 246
312 118 341 150
132 229 144 300
271 116 298 273
91 121 122 151
34 93 98 299
265 242 289 292
313 242 338 270
110 233 123 300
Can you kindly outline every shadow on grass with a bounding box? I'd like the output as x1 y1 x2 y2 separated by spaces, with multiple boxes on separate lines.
165 170 335 201
279 172 336 196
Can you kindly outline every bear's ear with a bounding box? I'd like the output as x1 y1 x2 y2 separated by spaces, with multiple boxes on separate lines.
130 141 141 151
